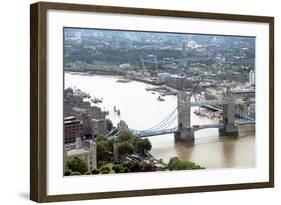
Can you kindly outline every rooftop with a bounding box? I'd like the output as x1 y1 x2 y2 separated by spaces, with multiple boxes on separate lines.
64 116 76 121
64 119 81 125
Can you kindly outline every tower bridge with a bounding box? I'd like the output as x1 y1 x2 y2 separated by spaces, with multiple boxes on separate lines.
110 88 255 141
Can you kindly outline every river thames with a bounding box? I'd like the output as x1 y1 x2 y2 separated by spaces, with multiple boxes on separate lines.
65 72 255 169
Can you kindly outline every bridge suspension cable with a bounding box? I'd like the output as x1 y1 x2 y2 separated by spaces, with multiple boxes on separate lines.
144 111 179 132
235 107 254 121
132 106 182 136
141 107 178 131
144 106 184 132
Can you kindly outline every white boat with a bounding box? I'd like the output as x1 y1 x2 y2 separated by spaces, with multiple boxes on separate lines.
116 78 130 83
157 96 165 101
91 97 102 103
214 112 221 118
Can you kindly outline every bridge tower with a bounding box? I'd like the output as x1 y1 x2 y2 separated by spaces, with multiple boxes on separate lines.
174 91 194 142
219 87 239 136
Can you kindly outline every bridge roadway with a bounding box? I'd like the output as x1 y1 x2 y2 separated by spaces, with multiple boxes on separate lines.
133 121 255 137
133 123 225 138
191 99 227 106
110 99 255 138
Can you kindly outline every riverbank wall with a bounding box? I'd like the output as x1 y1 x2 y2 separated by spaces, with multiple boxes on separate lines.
239 124 255 136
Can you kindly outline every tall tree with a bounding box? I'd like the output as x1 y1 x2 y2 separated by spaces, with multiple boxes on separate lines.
96 140 110 162
134 138 152 155
117 130 135 142
66 156 88 174
118 142 134 155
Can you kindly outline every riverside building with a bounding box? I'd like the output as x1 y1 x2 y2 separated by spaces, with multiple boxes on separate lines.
64 116 83 143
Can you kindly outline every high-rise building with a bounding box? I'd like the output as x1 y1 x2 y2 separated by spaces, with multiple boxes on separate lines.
249 70 255 86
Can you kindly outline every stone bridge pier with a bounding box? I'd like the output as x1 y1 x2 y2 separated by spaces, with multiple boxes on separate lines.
174 91 194 142
219 87 239 136
174 88 239 142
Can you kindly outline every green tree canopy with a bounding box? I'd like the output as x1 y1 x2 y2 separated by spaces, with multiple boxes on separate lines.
168 157 203 170
121 167 130 173
134 138 152 155
64 169 72 176
122 161 141 172
118 142 134 155
66 156 88 175
95 135 107 142
100 166 111 172
91 169 100 174
117 130 135 142
96 140 110 162
112 165 122 173
107 138 116 153
101 169 110 174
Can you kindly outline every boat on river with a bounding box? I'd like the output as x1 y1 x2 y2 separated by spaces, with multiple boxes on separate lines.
91 97 103 103
116 78 130 83
157 96 165 101
214 112 222 118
